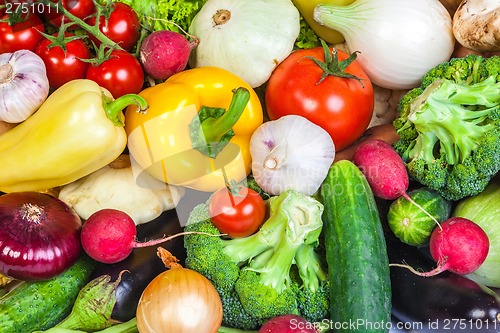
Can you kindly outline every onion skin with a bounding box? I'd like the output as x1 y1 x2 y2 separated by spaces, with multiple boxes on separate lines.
136 252 223 333
0 192 82 281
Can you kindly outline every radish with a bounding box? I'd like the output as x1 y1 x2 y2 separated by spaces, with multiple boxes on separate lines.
352 139 442 228
352 139 409 200
392 217 490 277
259 314 321 333
80 208 201 264
139 30 199 80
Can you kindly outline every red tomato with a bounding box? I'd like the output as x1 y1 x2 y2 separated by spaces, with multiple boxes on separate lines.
86 49 144 98
85 2 141 51
0 13 44 53
35 33 90 89
209 186 266 238
44 0 94 28
265 46 374 151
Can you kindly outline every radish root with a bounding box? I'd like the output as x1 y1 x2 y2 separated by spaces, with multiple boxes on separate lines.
390 257 449 277
133 231 225 248
401 192 443 231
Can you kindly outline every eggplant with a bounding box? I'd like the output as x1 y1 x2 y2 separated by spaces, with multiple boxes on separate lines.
378 199 500 332
90 209 187 322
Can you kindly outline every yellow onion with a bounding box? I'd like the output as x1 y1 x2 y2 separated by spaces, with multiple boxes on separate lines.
136 247 223 333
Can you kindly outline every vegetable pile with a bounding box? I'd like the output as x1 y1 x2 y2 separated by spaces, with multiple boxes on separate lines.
1 0 500 332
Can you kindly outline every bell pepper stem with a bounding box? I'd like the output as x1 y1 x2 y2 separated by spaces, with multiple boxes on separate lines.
200 87 250 143
105 94 148 127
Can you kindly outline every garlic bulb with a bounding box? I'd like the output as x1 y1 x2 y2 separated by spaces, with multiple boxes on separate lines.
188 0 300 88
59 155 185 225
0 50 50 123
250 115 335 196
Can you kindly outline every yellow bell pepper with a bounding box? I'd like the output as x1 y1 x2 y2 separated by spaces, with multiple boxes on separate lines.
125 66 263 193
293 0 355 45
0 79 148 193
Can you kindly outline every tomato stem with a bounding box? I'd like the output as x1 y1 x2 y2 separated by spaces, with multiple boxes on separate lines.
301 39 365 87
47 0 124 51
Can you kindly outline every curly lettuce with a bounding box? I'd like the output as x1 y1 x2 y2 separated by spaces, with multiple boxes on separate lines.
116 0 207 32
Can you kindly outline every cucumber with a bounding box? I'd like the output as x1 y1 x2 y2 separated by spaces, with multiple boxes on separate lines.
320 160 391 333
387 187 452 246
0 255 95 333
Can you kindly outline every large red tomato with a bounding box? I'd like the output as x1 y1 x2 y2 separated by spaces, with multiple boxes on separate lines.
265 45 374 151
86 49 144 98
0 13 44 53
35 33 90 89
85 2 141 51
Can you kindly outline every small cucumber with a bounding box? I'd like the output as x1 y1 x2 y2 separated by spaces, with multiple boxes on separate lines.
320 160 391 333
0 256 95 333
387 187 452 246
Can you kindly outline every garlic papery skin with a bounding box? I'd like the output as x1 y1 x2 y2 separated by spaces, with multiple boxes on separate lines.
59 155 186 225
314 0 455 90
250 115 335 196
188 0 300 88
0 50 50 123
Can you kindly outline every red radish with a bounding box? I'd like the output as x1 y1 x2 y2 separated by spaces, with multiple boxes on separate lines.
352 139 442 228
80 209 202 264
259 314 320 333
392 217 489 277
139 30 198 80
352 139 409 200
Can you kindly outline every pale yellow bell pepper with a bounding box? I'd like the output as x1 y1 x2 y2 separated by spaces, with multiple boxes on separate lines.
0 79 148 193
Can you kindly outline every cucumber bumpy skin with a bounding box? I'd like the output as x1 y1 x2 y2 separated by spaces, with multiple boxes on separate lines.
0 256 95 333
320 160 392 333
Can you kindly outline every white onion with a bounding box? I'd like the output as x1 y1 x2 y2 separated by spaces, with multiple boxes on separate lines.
250 115 335 196
314 0 455 89
0 50 49 123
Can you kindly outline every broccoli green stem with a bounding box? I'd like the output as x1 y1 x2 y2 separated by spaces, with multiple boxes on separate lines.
295 244 328 292
222 209 287 264
407 77 499 164
248 234 303 294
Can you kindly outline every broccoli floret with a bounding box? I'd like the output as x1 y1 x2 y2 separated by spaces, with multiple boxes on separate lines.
184 211 239 294
393 54 500 201
235 269 300 321
183 190 329 330
219 289 262 330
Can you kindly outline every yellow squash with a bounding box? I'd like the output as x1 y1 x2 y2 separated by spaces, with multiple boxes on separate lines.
125 66 263 193
0 79 148 193
293 0 355 45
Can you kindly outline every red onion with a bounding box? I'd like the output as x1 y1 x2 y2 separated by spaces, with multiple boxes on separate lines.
0 192 82 281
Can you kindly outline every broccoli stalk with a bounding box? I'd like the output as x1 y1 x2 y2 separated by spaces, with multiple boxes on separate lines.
223 191 323 293
184 190 329 329
393 54 500 201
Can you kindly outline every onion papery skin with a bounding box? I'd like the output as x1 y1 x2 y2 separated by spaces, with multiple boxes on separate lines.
136 267 223 333
0 192 82 281
314 0 455 89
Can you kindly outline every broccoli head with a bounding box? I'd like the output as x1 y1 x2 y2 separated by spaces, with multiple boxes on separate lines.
393 54 500 201
183 190 329 330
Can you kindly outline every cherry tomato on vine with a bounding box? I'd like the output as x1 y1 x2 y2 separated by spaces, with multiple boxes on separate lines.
86 49 144 98
209 186 266 238
85 2 141 52
44 0 94 28
265 43 374 151
0 13 44 53
35 33 91 89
